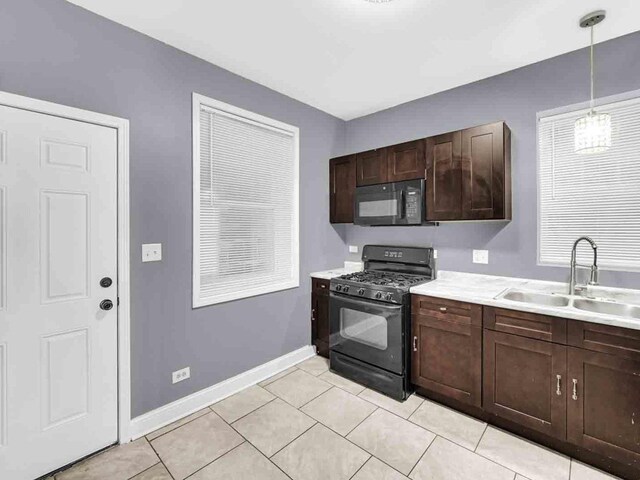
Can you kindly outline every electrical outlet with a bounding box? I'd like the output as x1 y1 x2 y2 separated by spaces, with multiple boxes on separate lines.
349 245 359 254
142 243 162 262
473 249 489 264
433 249 438 259
172 367 190 384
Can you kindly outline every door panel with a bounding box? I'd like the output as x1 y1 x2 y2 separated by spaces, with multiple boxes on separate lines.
0 105 118 480
426 131 462 220
411 314 482 406
484 330 567 440
330 155 356 224
356 149 388 186
461 122 505 219
387 140 425 182
567 347 640 467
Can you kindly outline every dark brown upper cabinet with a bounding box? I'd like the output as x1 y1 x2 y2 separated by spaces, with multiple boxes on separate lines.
329 155 356 224
426 132 462 221
387 139 426 183
461 122 511 220
356 148 388 186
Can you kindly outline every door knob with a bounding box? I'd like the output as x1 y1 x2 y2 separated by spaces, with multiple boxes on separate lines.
100 277 113 288
100 299 114 311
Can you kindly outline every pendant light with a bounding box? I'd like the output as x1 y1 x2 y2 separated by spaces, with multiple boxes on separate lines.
574 10 611 154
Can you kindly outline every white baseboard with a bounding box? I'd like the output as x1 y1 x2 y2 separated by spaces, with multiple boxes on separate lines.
128 345 315 441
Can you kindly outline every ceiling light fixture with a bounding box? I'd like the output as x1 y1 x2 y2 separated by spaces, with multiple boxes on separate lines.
574 10 611 154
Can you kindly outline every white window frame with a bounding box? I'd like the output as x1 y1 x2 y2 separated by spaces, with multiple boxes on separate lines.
536 88 640 272
192 93 300 307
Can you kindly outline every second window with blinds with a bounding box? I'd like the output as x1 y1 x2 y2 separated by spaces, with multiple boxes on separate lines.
193 94 299 307
537 93 640 271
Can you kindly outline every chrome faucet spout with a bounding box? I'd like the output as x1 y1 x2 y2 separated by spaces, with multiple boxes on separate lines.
569 236 599 295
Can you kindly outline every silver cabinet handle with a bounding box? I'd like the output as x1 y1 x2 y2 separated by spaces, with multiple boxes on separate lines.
413 336 418 352
556 375 562 396
311 308 315 321
572 378 578 400
439 307 447 313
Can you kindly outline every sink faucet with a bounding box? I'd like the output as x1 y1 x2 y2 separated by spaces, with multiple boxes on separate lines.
569 236 599 295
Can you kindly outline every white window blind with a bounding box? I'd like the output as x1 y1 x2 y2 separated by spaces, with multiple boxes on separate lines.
193 95 299 307
538 95 640 271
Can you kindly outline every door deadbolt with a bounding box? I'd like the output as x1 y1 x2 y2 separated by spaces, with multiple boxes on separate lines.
100 277 113 288
100 299 114 311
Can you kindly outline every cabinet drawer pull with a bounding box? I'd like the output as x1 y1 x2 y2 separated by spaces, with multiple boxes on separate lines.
556 375 562 396
413 336 418 352
439 307 447 313
572 378 578 401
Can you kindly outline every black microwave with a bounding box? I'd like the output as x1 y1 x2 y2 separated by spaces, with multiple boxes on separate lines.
354 179 435 226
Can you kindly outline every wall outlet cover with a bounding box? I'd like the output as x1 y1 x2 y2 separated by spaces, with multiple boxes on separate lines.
348 245 359 253
172 367 190 384
433 249 438 259
142 243 162 262
473 249 489 264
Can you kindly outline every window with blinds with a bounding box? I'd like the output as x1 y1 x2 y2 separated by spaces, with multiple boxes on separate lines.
193 94 299 307
538 94 640 271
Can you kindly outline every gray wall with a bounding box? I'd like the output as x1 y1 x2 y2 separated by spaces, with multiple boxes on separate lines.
342 30 640 289
0 0 347 417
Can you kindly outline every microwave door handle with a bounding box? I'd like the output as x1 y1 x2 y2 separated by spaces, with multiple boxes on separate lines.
397 190 405 219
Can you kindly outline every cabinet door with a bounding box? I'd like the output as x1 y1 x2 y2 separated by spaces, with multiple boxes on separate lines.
411 313 482 407
461 122 509 220
425 131 462 220
484 330 567 439
567 347 640 467
356 148 388 186
330 155 356 224
387 139 426 182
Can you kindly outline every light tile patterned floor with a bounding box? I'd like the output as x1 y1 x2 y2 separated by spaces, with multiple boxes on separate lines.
52 355 623 480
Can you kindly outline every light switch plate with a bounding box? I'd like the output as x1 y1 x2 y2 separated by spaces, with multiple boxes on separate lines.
142 243 162 262
349 245 359 254
473 249 489 264
433 249 438 259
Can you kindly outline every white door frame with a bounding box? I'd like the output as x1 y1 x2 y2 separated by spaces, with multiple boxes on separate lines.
0 91 132 443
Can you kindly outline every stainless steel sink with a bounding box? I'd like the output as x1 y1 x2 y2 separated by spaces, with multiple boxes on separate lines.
573 299 640 320
501 290 571 307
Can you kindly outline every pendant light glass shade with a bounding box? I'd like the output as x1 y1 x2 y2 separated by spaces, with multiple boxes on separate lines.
574 11 611 154
574 111 611 154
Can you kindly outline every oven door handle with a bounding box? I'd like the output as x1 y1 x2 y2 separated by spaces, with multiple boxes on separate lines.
330 292 403 310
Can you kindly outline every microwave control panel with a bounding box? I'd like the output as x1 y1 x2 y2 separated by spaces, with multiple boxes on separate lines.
405 189 422 224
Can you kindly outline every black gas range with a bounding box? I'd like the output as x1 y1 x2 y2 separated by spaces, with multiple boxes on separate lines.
329 245 436 401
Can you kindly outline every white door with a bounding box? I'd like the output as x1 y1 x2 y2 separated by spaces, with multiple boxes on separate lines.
0 104 118 480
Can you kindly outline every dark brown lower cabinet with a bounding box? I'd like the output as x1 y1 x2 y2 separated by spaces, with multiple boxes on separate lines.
411 313 482 407
567 347 640 469
311 278 330 358
483 330 567 439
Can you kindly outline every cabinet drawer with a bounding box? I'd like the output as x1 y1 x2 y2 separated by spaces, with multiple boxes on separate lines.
412 295 482 327
484 306 567 343
312 278 330 295
568 320 640 361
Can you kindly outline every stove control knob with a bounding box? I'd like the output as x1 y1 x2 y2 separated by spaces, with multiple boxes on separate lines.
336 284 343 292
343 286 350 293
358 288 365 296
386 293 393 301
375 292 382 299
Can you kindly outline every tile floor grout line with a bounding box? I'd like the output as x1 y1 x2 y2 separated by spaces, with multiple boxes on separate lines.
144 435 176 480
344 405 379 437
475 422 490 452
145 408 211 443
346 453 373 480
405 430 438 477
124 461 162 480
261 367 301 388
263 420 319 459
217 395 279 426
182 440 247 480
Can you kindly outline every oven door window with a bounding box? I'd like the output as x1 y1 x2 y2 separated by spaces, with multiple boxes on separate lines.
340 308 388 350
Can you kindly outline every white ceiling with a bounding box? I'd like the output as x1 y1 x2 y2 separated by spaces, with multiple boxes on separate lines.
67 0 640 120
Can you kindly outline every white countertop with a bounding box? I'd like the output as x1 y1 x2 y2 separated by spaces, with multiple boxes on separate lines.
410 271 640 331
309 268 351 280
